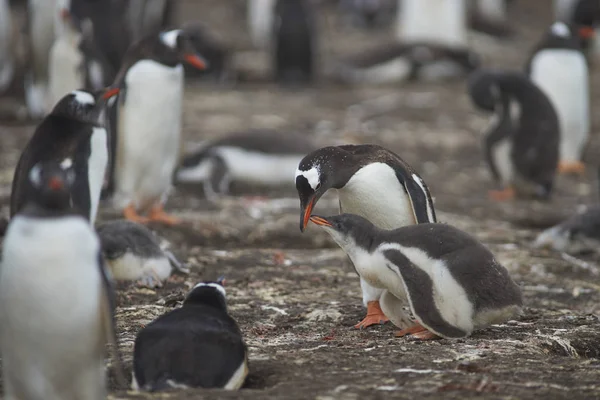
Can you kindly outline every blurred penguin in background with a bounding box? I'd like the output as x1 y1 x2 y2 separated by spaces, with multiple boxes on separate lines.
181 22 233 83
553 0 600 56
247 0 276 49
338 0 397 30
0 0 14 94
468 0 511 37
273 0 317 85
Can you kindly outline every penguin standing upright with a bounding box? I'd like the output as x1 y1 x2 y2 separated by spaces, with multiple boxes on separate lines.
132 279 249 391
0 160 122 400
309 214 523 340
110 29 207 225
526 22 590 175
295 144 436 329
467 69 560 201
273 0 316 84
10 87 119 222
0 0 14 93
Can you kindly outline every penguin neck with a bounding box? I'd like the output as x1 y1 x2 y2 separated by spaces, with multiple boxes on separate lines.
184 291 228 312
397 0 468 48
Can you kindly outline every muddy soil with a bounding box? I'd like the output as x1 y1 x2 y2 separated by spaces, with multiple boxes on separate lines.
1 1 600 399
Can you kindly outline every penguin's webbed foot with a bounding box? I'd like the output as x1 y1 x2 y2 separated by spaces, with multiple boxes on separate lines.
558 161 585 175
124 204 150 224
354 301 389 329
395 323 427 337
149 204 181 226
488 186 515 202
395 323 440 340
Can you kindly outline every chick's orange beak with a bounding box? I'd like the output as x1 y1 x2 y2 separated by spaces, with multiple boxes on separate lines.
309 216 332 227
301 196 315 232
102 87 120 99
184 54 207 70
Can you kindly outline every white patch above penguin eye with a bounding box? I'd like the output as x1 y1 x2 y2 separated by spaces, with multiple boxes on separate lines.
160 29 182 49
551 22 570 38
71 90 95 106
60 158 73 170
295 166 321 191
28 164 42 186
193 282 226 298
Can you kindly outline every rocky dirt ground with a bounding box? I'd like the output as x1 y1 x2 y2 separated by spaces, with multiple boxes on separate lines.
1 1 600 399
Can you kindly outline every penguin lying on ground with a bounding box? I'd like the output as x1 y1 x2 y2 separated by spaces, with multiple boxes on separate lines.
295 144 437 329
177 130 316 200
96 220 189 288
534 205 600 254
467 69 559 201
0 159 124 399
10 87 119 223
132 279 248 391
310 213 523 340
108 28 207 225
526 21 590 175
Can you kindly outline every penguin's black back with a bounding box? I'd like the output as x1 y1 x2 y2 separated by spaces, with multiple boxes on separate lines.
273 0 316 84
10 116 95 219
96 220 164 260
133 302 246 390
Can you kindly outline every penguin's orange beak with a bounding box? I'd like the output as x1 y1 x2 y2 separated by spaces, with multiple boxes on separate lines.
309 215 332 227
300 197 316 232
184 54 208 70
102 88 120 100
579 26 596 39
48 176 64 191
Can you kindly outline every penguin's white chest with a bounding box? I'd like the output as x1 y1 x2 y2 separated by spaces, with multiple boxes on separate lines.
338 163 416 229
88 126 109 222
529 49 589 161
48 36 85 109
116 60 184 208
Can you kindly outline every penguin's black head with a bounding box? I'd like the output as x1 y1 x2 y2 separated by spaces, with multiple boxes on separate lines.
184 278 227 311
467 69 501 112
51 88 120 124
540 21 584 49
295 146 357 232
158 29 209 71
309 214 376 251
28 159 76 211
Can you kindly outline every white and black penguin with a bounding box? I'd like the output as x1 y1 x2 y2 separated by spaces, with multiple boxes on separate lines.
0 160 124 399
109 29 207 225
132 279 249 391
96 219 189 288
177 129 316 200
295 144 437 329
10 87 119 223
526 21 590 175
310 214 523 340
467 69 560 201
273 0 317 84
0 0 14 93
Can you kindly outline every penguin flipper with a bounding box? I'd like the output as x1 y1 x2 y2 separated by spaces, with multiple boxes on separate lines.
394 170 436 224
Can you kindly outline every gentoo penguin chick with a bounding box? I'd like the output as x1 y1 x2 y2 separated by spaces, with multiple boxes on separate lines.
47 8 86 110
96 220 189 288
295 144 437 329
247 0 276 49
109 29 207 225
468 0 511 37
177 130 316 200
273 0 317 84
0 160 123 399
25 0 59 118
310 214 523 340
0 0 14 93
526 21 590 175
467 69 559 201
132 279 249 391
10 87 119 222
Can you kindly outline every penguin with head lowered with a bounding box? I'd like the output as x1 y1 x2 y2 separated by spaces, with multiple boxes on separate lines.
108 28 207 225
467 69 560 201
97 219 189 288
0 160 124 399
10 87 119 223
310 214 523 340
526 21 590 175
132 279 249 391
295 144 437 329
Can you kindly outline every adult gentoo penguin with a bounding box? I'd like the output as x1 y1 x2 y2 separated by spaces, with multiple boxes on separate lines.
10 87 119 222
295 144 437 329
526 21 590 175
310 214 523 340
273 0 316 84
0 160 123 399
467 69 559 201
176 129 316 199
132 279 249 391
97 220 189 288
109 29 207 225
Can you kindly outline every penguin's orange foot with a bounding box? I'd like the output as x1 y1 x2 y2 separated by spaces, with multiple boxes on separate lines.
409 330 441 341
488 187 515 202
149 204 181 226
395 323 428 337
123 204 150 224
354 301 389 329
558 161 585 175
